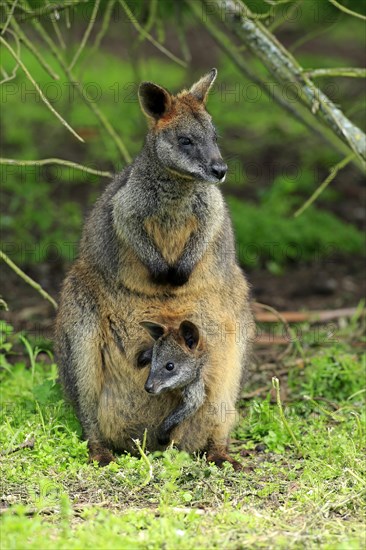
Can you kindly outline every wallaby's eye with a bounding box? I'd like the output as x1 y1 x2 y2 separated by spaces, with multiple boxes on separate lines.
165 362 175 371
178 136 193 146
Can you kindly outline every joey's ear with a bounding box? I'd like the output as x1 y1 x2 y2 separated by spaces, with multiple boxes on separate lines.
140 321 167 341
179 320 200 350
189 68 217 104
138 82 172 121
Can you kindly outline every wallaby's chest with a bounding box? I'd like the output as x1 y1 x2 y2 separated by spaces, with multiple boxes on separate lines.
144 214 198 264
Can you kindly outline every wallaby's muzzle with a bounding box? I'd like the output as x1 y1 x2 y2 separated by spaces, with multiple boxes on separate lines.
210 160 228 182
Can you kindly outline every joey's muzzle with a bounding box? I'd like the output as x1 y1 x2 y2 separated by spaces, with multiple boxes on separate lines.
144 376 160 395
144 380 155 394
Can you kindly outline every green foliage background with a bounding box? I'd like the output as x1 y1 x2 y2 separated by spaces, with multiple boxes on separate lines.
1 0 365 269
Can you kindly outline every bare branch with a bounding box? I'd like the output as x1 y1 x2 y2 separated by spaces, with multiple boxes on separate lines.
69 0 101 70
9 15 60 80
328 0 366 21
187 0 352 159
92 0 115 52
0 250 58 310
0 36 84 142
14 0 89 22
1 0 18 35
49 9 66 50
0 28 19 84
203 0 366 166
304 68 366 79
26 8 131 163
294 153 355 217
0 157 113 178
118 0 187 68
140 0 158 39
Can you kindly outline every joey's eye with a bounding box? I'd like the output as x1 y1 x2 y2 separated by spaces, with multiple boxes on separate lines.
165 362 175 371
178 136 193 146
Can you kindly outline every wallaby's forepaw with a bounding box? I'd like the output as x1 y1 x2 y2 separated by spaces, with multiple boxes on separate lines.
150 264 172 285
167 266 190 286
206 452 243 472
150 265 190 287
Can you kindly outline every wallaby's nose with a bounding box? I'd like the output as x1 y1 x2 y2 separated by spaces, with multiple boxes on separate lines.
145 381 155 393
211 161 228 181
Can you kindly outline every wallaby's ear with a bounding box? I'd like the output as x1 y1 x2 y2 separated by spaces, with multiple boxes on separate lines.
189 68 217 104
140 321 167 341
179 320 200 350
138 82 172 121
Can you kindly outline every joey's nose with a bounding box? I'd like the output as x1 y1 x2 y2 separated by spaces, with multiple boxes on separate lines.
145 381 154 393
211 162 227 181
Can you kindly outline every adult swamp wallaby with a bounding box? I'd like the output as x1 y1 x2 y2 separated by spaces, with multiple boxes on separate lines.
56 69 254 470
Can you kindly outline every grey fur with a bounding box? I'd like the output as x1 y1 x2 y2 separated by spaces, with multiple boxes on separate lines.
140 320 206 446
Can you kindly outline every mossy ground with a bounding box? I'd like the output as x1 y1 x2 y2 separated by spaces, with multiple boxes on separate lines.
1 315 365 549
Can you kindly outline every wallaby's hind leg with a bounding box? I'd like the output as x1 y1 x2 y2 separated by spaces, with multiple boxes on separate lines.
56 270 114 466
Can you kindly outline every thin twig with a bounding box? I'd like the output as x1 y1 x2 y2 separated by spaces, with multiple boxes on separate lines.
1 437 35 455
118 0 187 68
16 0 89 22
69 0 101 70
272 377 302 456
0 250 58 310
241 385 270 399
1 0 18 35
0 157 113 178
328 0 366 21
294 153 355 217
64 6 71 29
91 0 115 53
289 20 338 54
253 306 363 323
132 433 154 489
268 0 303 32
254 302 293 360
0 36 84 143
9 15 60 80
304 68 366 79
0 28 19 84
175 1 191 62
0 297 9 311
50 10 66 50
25 8 131 163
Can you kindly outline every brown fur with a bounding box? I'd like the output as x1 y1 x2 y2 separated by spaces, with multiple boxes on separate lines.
55 70 255 470
145 215 198 265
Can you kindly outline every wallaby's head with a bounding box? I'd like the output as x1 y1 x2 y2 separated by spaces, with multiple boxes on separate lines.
140 320 202 395
138 69 227 184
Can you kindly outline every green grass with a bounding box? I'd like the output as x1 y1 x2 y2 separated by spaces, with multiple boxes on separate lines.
1 320 365 549
228 195 364 269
